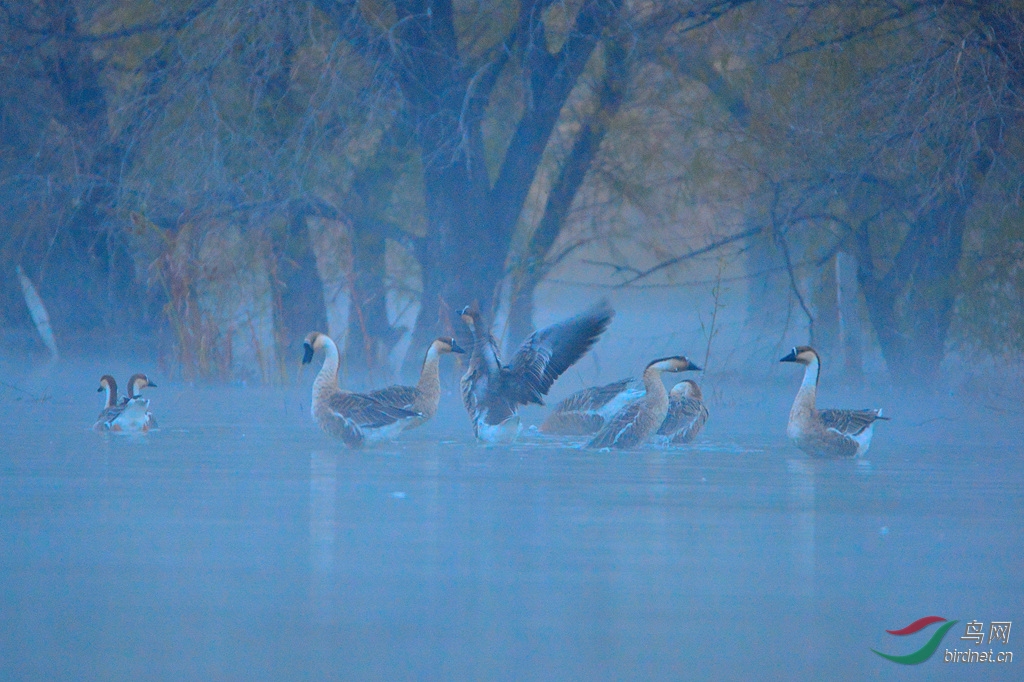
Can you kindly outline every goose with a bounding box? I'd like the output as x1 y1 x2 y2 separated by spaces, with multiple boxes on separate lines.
366 337 466 431
92 375 124 430
302 331 422 447
780 345 887 458
539 378 644 435
109 373 158 432
655 379 709 444
587 356 701 449
460 300 613 443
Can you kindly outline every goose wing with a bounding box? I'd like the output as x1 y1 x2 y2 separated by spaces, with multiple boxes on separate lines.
587 400 644 449
502 300 613 407
93 406 124 430
553 378 635 413
366 384 420 412
325 392 420 428
658 397 704 435
819 408 886 436
664 399 709 444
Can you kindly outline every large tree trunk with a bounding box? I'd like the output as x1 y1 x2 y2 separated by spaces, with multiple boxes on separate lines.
393 0 621 378
271 208 329 365
505 39 628 349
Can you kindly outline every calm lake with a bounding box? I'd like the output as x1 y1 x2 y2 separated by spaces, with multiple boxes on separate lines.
1 370 1020 680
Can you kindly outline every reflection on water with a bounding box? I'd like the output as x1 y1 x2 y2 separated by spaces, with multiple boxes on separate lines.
309 451 337 626
787 459 815 598
0 385 1021 680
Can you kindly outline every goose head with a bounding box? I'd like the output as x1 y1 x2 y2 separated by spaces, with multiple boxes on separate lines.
126 373 157 399
647 356 702 373
780 346 819 365
302 331 329 364
98 375 118 406
432 337 466 355
459 305 481 334
670 379 703 400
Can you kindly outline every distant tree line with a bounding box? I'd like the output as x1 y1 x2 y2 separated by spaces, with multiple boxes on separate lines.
0 0 1021 390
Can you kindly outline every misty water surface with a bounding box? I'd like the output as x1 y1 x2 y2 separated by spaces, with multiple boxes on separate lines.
0 362 1021 681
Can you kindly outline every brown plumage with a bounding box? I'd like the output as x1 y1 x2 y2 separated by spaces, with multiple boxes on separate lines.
92 375 123 431
587 356 701 449
656 379 709 444
460 300 614 442
302 332 421 448
540 378 643 435
781 345 888 458
366 337 465 431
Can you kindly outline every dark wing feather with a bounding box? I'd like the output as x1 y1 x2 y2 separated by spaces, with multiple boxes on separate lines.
819 408 885 436
503 300 613 406
325 392 419 428
587 400 644 449
553 378 635 414
367 384 420 412
540 411 607 435
658 396 704 435
669 402 708 444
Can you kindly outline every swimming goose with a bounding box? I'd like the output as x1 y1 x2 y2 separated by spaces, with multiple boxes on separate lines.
366 337 466 431
460 300 614 443
587 356 701 449
92 375 124 430
655 379 709 444
109 373 158 432
539 378 644 435
302 331 422 447
780 345 887 458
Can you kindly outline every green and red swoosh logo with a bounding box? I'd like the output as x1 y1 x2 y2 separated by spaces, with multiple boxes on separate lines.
872 616 959 665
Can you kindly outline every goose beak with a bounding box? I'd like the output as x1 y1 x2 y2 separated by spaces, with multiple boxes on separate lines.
780 349 798 363
450 340 466 354
688 361 702 372
147 381 157 388
97 386 103 393
302 342 315 364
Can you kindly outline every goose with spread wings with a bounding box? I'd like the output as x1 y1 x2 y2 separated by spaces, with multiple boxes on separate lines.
459 300 614 443
302 332 421 448
780 345 888 458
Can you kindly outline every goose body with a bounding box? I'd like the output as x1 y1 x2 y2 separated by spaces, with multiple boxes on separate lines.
540 378 644 435
92 375 124 430
780 346 887 458
112 373 158 432
366 337 465 431
302 332 421 447
460 300 613 443
655 379 709 444
587 356 701 449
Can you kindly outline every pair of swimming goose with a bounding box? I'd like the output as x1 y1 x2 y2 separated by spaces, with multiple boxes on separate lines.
303 300 615 446
302 332 465 447
93 373 158 432
541 357 706 449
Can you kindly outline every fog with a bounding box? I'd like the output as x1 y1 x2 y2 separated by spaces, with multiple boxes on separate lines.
1 330 1022 680
2 0 1024 679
